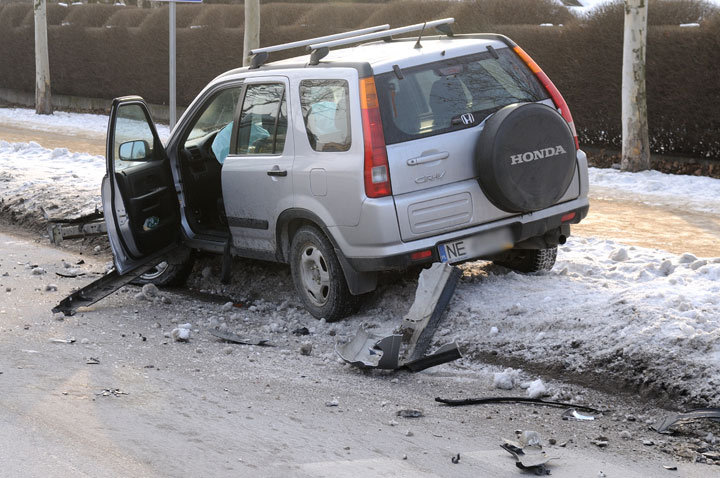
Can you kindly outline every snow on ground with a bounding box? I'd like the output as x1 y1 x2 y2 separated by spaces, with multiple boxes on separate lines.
0 140 104 223
589 167 720 215
0 107 170 140
2 107 720 404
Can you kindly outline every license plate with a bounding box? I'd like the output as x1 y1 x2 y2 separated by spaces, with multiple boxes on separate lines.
438 229 513 264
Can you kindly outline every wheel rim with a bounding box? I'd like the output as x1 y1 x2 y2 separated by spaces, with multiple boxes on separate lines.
140 261 169 281
298 244 330 307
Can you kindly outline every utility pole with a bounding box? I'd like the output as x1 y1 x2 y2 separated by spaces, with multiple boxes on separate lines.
621 0 650 172
34 0 52 115
243 0 260 67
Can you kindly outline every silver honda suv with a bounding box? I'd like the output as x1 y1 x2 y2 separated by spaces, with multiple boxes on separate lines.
98 18 589 320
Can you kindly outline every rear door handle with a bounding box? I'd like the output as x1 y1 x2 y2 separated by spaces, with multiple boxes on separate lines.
407 151 449 166
267 167 287 177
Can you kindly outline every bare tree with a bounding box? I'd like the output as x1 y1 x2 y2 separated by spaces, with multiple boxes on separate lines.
243 0 260 67
34 0 52 115
621 0 650 172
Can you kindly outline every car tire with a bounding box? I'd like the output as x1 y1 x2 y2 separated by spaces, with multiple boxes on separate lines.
131 247 195 287
493 246 557 273
289 226 356 321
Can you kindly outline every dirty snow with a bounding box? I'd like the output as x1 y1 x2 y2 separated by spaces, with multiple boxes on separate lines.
0 140 104 222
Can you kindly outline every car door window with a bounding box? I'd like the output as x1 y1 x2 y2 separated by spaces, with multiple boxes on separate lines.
299 80 351 152
235 83 287 155
183 87 242 164
114 104 158 171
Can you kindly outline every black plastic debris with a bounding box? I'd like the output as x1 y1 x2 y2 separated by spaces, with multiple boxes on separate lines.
652 408 720 434
335 328 461 371
435 396 603 414
451 453 460 464
396 408 423 418
208 327 272 346
292 327 310 336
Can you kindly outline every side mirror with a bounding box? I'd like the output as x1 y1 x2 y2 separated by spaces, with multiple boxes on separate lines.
118 140 151 161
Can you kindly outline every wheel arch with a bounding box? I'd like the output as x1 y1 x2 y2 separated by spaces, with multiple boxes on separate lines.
276 208 377 295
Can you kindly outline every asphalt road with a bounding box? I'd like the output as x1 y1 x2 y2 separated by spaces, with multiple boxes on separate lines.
1 228 718 477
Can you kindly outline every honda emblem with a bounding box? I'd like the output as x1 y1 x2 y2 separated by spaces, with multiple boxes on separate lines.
460 113 475 125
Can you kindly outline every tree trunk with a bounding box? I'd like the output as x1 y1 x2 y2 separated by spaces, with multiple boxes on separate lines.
243 0 260 67
621 0 650 172
34 0 52 115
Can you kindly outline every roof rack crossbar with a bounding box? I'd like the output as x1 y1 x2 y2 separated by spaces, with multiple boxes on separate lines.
309 18 455 51
250 24 391 56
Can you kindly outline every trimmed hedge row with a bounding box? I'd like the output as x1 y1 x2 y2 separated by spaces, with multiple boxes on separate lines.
1 1 719 158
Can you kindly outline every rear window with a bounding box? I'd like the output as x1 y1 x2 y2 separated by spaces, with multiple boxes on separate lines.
375 47 549 144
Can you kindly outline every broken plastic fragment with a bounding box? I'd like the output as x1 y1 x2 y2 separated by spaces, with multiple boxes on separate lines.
207 327 272 346
562 408 596 421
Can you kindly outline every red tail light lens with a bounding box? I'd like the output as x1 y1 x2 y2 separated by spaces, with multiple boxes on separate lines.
360 77 392 198
561 212 576 222
513 46 579 150
410 249 433 261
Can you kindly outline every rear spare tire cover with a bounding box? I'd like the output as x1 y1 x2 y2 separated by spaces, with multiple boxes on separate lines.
476 103 576 213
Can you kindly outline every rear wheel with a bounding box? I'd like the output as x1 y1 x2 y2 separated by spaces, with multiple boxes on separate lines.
493 246 557 273
289 226 355 321
131 247 195 287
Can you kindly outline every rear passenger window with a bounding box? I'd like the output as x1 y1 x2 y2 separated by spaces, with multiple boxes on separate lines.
236 83 287 155
299 80 351 152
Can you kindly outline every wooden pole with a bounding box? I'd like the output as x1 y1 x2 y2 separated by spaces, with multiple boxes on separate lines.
243 0 260 67
34 0 52 115
621 0 650 172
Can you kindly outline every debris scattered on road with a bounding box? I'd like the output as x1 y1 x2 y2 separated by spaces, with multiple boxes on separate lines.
451 453 460 464
325 398 339 407
31 267 46 275
86 357 100 364
501 434 554 474
56 270 83 278
142 283 159 300
96 388 127 397
435 396 603 413
336 327 460 371
591 436 609 448
527 379 547 398
292 326 310 336
171 323 192 342
494 368 520 390
299 341 313 356
396 408 423 418
45 284 58 292
49 337 76 344
207 327 271 346
619 430 632 440
663 465 678 470
562 408 597 421
652 408 720 434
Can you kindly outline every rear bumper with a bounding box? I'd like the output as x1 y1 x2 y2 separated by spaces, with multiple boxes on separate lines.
343 200 589 272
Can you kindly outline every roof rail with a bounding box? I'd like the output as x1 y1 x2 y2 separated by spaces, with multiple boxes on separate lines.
307 18 455 64
248 24 391 69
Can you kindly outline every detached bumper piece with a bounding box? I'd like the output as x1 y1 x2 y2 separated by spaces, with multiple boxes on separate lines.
336 262 462 372
652 408 720 434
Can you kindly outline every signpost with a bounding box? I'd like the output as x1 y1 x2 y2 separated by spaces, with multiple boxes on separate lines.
158 0 203 129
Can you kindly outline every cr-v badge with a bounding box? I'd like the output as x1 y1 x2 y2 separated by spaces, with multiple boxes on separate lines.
415 170 446 184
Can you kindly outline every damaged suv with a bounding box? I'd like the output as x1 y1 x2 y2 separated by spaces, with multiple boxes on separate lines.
97 19 588 320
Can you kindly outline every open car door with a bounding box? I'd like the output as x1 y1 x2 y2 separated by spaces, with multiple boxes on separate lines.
102 96 180 273
52 97 181 315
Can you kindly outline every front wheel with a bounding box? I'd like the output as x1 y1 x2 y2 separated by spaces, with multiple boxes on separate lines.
131 246 195 287
493 246 557 273
289 226 355 321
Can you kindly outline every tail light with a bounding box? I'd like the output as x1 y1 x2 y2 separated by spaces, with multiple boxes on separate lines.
359 77 392 198
513 46 579 150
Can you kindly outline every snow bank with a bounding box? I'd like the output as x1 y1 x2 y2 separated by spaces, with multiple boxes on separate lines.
589 167 720 214
0 107 170 141
445 237 720 405
0 141 104 223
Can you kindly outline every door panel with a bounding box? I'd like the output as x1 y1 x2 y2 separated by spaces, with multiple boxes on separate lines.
222 78 294 255
103 97 179 274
